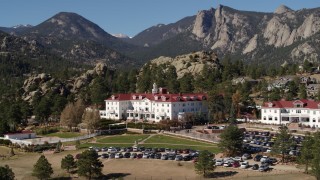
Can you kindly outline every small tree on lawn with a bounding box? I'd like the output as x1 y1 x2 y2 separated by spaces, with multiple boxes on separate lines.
218 125 243 156
61 154 76 174
75 140 81 150
194 150 215 177
55 141 62 153
32 155 53 180
0 165 15 180
272 126 295 163
77 150 103 180
298 132 314 174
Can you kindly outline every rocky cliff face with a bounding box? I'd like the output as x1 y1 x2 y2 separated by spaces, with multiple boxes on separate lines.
149 51 221 78
21 63 110 103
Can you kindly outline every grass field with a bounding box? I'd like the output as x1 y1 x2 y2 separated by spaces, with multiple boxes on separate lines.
97 134 149 144
42 132 84 138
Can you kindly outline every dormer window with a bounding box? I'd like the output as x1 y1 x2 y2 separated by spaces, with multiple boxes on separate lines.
193 96 198 100
176 96 181 101
132 95 136 100
161 96 166 101
154 95 158 100
184 96 190 101
139 95 143 100
111 95 115 100
268 102 273 108
293 100 304 108
202 96 207 100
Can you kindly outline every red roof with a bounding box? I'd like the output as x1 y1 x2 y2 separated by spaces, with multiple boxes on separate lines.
262 99 320 109
106 93 208 102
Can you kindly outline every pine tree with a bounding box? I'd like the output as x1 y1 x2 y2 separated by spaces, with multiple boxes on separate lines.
299 84 307 99
271 126 295 163
311 132 320 180
218 125 243 156
32 155 53 180
194 150 215 177
299 132 314 174
61 154 76 174
77 150 103 180
0 165 15 180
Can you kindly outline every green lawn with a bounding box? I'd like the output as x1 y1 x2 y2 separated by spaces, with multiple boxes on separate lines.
81 143 133 148
97 134 150 144
145 135 215 146
42 132 84 138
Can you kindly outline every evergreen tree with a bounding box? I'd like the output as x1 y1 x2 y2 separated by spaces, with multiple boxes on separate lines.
61 154 76 174
166 65 179 93
272 126 295 163
299 84 307 99
0 165 15 180
77 150 103 180
32 155 53 180
311 132 320 180
218 125 243 156
179 73 194 93
208 90 225 123
194 150 215 177
299 132 314 174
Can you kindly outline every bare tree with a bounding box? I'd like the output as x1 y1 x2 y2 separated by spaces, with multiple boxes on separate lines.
60 99 86 131
82 106 100 134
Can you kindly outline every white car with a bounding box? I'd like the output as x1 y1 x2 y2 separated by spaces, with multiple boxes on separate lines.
234 156 242 162
266 149 272 153
223 161 232 167
108 147 117 153
260 156 269 163
132 146 138 152
240 161 249 169
215 159 224 166
115 153 123 159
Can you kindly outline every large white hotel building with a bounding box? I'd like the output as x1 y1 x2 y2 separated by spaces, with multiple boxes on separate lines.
261 99 320 127
99 83 208 122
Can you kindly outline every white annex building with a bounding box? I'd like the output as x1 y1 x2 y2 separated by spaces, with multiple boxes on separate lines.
100 83 208 122
261 99 320 127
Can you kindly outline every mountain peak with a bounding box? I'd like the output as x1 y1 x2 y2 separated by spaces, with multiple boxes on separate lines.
274 5 293 14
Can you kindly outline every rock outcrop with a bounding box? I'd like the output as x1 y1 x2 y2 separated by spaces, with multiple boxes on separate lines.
149 51 221 78
21 63 110 103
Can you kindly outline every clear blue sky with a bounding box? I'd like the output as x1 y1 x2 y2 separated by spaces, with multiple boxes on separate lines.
1 0 320 37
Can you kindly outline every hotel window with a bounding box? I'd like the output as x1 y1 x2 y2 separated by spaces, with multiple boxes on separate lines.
314 111 316 115
167 104 169 107
275 117 278 121
264 110 266 113
313 118 316 122
268 117 272 121
307 110 310 113
296 110 301 113
263 116 266 120
274 110 277 113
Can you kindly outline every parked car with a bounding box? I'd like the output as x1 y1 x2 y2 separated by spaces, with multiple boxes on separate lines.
215 159 224 166
101 147 108 152
109 153 115 159
168 154 176 160
175 155 183 161
259 165 269 172
234 156 242 162
108 147 117 153
242 153 252 160
223 161 232 167
254 154 263 161
143 153 149 159
252 164 259 170
240 161 249 169
260 156 269 163
183 155 192 161
155 153 162 159
232 161 240 168
161 154 168 160
137 154 143 159
124 152 131 158
149 153 156 159
133 146 138 152
115 153 123 159
130 153 137 159
101 153 109 159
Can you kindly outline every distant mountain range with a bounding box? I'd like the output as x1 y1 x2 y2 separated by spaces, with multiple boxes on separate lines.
1 5 320 67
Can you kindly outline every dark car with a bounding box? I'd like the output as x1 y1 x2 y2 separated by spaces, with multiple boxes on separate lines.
101 153 109 159
149 153 156 159
137 154 143 159
183 155 192 161
232 161 240 168
254 154 263 162
124 152 131 158
130 153 137 159
168 154 176 160
252 164 259 170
